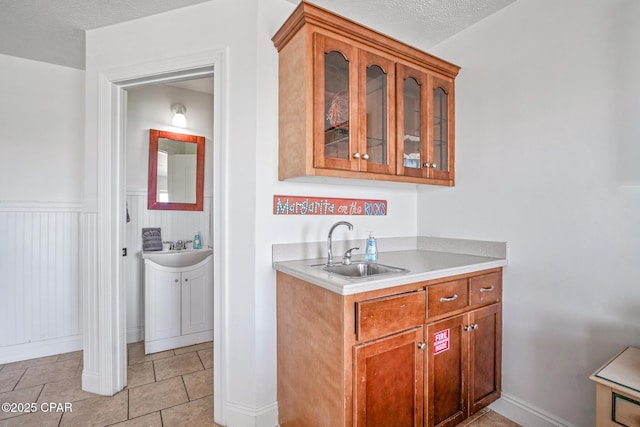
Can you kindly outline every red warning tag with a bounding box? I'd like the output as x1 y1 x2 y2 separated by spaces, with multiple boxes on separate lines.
434 329 450 355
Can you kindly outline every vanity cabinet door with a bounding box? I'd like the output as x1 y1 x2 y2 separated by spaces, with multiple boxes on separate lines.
468 304 501 414
181 258 214 335
353 326 425 427
144 264 181 342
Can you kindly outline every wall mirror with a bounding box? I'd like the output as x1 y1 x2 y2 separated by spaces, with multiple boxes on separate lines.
148 129 205 211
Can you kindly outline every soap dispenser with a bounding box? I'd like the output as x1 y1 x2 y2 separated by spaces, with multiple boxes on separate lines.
193 232 202 249
365 232 378 262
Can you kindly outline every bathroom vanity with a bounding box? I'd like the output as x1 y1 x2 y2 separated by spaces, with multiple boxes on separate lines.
142 248 213 354
273 239 507 427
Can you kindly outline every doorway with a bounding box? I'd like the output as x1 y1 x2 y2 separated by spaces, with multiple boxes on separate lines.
85 50 226 424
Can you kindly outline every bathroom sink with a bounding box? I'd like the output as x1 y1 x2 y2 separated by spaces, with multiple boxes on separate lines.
311 261 409 279
142 248 212 268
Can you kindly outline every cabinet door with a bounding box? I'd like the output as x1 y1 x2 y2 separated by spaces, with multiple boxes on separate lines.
426 314 467 427
354 327 425 427
396 63 429 179
314 33 359 171
181 258 213 335
358 49 396 174
468 304 501 413
144 264 181 342
427 75 455 181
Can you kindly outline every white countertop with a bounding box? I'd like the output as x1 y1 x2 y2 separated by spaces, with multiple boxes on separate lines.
273 248 507 295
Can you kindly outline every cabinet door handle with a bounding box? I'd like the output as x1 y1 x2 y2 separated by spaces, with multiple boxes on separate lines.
353 152 360 159
439 294 458 303
417 342 426 350
479 286 495 293
362 153 369 160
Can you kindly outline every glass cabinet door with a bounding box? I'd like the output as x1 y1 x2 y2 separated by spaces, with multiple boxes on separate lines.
428 75 454 180
396 63 428 178
358 50 395 174
314 34 358 171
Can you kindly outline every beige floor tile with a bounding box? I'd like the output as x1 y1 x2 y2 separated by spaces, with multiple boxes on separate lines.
109 411 162 427
128 376 188 419
197 348 213 369
127 342 175 366
14 359 81 390
0 355 59 373
183 368 213 401
0 409 62 427
56 350 82 363
161 396 214 427
127 361 155 388
37 376 96 404
0 385 43 421
59 389 128 427
466 410 521 427
153 352 203 381
0 369 24 393
173 341 213 355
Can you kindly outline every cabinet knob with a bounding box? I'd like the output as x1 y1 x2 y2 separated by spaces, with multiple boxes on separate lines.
353 152 360 159
184 278 189 282
362 153 369 160
174 279 179 283
473 323 479 330
423 162 437 168
417 342 426 350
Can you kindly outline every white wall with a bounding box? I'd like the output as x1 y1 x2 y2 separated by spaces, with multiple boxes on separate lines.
421 0 640 425
0 54 84 363
85 0 418 424
124 84 213 343
0 54 84 202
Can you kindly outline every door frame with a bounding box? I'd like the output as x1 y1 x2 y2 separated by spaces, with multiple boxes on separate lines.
86 49 227 423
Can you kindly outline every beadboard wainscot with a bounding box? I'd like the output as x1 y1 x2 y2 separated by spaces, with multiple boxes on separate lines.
0 201 82 363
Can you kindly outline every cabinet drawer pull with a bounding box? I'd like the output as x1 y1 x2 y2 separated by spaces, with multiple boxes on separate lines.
479 286 495 293
439 294 458 303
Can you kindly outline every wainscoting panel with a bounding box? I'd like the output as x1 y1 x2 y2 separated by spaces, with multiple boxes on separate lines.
0 203 82 363
125 192 212 343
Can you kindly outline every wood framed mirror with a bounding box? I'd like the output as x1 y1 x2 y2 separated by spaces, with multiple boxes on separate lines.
148 129 205 211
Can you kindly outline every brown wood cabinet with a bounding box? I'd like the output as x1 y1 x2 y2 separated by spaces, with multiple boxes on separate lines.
276 268 502 427
272 1 460 186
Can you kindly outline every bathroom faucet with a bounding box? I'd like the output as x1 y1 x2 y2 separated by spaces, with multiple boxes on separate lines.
327 221 353 266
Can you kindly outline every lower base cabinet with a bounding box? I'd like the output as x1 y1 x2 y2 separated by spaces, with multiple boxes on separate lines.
144 255 214 354
426 304 501 427
276 267 503 427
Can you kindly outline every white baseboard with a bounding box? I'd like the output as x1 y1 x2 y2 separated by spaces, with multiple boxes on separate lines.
490 392 579 427
0 335 82 364
127 327 144 344
225 401 279 427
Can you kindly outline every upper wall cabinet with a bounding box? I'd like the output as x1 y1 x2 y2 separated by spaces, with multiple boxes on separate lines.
272 1 460 186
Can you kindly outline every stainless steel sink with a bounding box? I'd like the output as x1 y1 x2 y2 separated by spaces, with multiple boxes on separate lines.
311 261 409 279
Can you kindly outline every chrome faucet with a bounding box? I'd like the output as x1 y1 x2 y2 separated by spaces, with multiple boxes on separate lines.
327 221 353 266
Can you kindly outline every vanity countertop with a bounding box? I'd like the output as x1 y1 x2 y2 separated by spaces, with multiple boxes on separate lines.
273 248 507 295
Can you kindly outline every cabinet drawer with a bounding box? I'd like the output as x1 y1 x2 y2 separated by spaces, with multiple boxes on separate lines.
356 291 425 341
469 272 502 306
427 279 468 318
614 393 640 427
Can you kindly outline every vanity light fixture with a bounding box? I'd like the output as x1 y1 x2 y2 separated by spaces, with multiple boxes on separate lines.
171 103 187 127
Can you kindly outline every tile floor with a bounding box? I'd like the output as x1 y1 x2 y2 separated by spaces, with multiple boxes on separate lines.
0 341 519 426
0 341 220 427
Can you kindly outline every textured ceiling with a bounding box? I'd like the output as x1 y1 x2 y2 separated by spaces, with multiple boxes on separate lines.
0 0 515 70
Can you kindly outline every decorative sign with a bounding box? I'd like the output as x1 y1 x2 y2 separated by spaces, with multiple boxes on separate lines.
273 195 387 216
433 329 450 355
